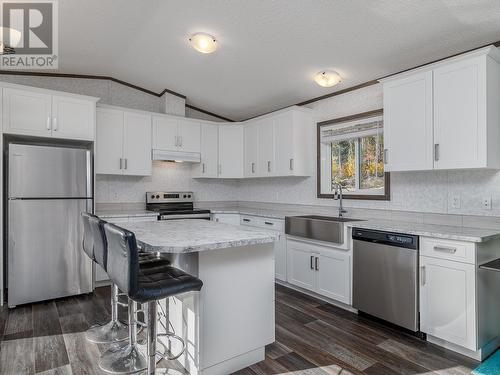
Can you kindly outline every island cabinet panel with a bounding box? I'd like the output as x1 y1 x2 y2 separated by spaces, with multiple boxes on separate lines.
164 243 275 375
218 123 244 178
96 106 152 176
420 256 477 350
382 46 500 171
193 123 219 178
286 237 351 304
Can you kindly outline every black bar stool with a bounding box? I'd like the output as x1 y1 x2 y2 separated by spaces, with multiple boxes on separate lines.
82 213 129 344
100 223 203 375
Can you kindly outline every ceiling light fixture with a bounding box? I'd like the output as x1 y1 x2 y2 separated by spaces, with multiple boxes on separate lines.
314 70 342 87
0 27 21 54
189 32 218 54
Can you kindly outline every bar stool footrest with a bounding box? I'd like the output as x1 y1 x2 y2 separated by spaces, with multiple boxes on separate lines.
156 332 186 361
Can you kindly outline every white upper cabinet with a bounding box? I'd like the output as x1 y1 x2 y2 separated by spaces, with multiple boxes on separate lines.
382 46 500 171
153 116 178 151
123 112 152 176
383 71 433 171
433 56 488 169
96 108 123 175
3 88 52 137
273 109 312 176
2 85 97 140
193 123 219 178
258 118 275 176
178 118 201 153
96 106 152 176
244 121 259 177
218 123 244 178
152 115 200 154
51 95 96 140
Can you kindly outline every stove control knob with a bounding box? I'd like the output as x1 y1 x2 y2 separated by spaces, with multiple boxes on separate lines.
183 194 187 198
156 195 160 199
188 194 192 198
150 194 155 199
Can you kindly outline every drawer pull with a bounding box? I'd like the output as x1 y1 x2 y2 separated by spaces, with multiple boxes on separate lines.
433 245 457 254
420 266 426 286
243 218 250 222
264 221 274 226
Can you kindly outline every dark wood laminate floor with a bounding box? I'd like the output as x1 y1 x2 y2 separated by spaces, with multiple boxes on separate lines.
0 284 478 375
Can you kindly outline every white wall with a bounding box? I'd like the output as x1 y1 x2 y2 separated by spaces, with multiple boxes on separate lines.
6 74 500 217
236 84 500 217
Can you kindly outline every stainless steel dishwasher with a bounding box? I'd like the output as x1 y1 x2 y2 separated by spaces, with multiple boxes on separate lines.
352 228 419 332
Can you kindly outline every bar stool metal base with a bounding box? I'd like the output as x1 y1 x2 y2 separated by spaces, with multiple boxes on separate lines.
86 320 128 344
99 344 147 374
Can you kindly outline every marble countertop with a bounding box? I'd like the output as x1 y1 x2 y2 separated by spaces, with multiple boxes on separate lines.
120 219 279 253
346 219 500 243
96 209 158 218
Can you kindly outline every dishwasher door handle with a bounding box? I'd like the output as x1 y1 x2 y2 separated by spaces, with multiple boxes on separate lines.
420 266 426 286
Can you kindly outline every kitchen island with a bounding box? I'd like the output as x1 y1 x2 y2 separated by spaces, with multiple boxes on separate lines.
120 219 279 375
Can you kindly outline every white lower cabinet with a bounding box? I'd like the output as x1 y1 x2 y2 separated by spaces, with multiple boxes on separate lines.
211 213 241 225
240 215 286 281
420 255 476 350
286 238 351 305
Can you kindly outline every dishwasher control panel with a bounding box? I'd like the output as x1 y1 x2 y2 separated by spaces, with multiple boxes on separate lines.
352 228 418 250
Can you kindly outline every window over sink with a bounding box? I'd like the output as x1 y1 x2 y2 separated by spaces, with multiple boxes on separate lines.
317 109 390 200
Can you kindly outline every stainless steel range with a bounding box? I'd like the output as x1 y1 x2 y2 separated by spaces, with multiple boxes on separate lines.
146 191 210 220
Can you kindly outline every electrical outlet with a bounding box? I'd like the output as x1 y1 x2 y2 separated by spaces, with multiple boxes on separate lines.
451 194 461 209
482 197 492 210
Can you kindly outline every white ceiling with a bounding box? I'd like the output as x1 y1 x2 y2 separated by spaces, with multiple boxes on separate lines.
59 0 500 120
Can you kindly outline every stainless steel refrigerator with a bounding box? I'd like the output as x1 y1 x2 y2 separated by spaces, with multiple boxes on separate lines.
7 143 93 307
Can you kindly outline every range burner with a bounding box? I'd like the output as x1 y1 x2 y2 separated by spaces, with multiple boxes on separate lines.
146 191 210 220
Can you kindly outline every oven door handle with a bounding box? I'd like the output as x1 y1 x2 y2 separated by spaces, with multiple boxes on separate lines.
159 213 211 220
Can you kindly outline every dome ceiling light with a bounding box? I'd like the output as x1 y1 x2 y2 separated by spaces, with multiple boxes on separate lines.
189 32 218 54
314 70 342 87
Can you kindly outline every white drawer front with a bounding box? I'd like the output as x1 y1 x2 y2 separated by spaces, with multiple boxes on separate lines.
420 237 475 264
241 215 284 232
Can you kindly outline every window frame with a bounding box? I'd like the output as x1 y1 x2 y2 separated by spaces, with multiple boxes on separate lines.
316 109 390 201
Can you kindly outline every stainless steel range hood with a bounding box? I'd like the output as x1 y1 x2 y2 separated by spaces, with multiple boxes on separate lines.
152 149 201 163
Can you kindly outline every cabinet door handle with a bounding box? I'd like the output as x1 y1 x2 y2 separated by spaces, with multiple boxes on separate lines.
218 164 222 175
384 149 388 165
289 158 294 171
420 266 426 286
179 136 183 147
119 158 123 170
434 144 440 161
202 163 205 173
46 116 51 130
251 162 255 173
124 158 128 170
53 117 58 131
310 256 314 270
433 245 456 254
315 257 319 271
175 136 178 147
267 161 271 172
